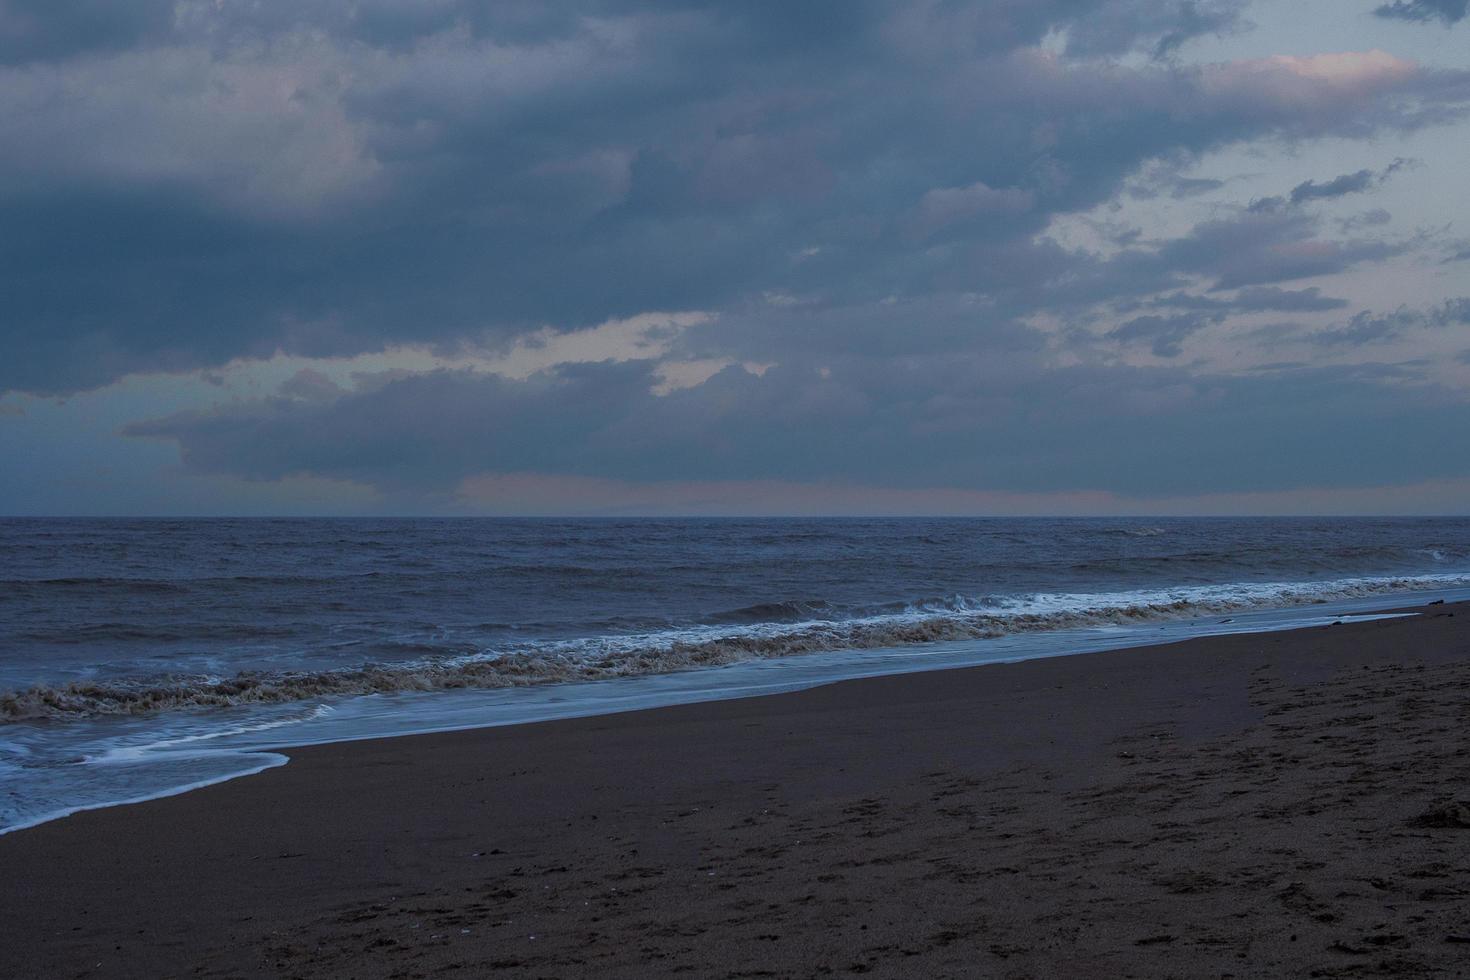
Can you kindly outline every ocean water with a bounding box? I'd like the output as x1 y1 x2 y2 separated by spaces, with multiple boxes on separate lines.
3 516 1469 833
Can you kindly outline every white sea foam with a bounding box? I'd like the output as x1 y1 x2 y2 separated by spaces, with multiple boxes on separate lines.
4 571 1466 721
84 704 335 764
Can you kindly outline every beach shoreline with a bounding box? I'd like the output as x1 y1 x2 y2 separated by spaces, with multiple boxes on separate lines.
2 600 1467 977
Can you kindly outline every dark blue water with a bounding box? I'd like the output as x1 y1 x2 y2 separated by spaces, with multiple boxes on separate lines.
3 517 1470 715
3 516 1469 833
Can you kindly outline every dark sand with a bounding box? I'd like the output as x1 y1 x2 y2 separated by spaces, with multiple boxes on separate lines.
3 603 1469 979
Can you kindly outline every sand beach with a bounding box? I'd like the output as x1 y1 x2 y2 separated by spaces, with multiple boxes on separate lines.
2 601 1467 978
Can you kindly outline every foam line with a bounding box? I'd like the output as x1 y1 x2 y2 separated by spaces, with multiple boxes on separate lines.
0 753 287 837
4 572 1466 720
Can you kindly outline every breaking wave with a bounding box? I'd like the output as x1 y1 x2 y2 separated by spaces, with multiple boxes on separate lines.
4 572 1466 722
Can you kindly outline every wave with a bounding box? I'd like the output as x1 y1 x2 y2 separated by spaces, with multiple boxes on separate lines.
0 577 193 595
705 599 843 624
3 572 1466 722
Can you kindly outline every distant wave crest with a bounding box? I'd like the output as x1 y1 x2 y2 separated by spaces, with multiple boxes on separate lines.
3 573 1465 722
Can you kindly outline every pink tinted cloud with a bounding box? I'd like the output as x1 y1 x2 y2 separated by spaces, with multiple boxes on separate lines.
1202 50 1420 113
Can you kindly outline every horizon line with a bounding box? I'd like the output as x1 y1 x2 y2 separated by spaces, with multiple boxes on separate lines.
3 513 1468 521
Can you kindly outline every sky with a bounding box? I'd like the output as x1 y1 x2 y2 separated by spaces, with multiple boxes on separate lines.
1 0 1469 516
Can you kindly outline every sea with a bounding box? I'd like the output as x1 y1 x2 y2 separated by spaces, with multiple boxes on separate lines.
3 516 1470 834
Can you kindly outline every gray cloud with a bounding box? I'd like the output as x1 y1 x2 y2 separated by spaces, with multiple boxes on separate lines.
1150 286 1351 313
1171 177 1227 198
1437 298 1470 323
1290 169 1375 203
1060 0 1249 58
125 355 1470 497
689 199 1414 373
1154 207 1405 290
0 0 174 65
1374 0 1468 24
1314 309 1427 346
1107 312 1221 356
1231 286 1354 312
2 2 1467 395
8 0 1470 512
1337 208 1394 232
1124 158 1236 200
1289 159 1409 204
1308 297 1470 346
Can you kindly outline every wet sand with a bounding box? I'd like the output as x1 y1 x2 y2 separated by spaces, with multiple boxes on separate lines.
2 602 1468 978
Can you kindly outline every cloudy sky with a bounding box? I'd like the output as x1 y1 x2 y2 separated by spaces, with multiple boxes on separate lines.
2 0 1469 516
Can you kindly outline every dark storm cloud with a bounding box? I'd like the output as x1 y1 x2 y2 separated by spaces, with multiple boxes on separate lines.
2 0 1467 394
1374 0 1468 24
125 355 1470 496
